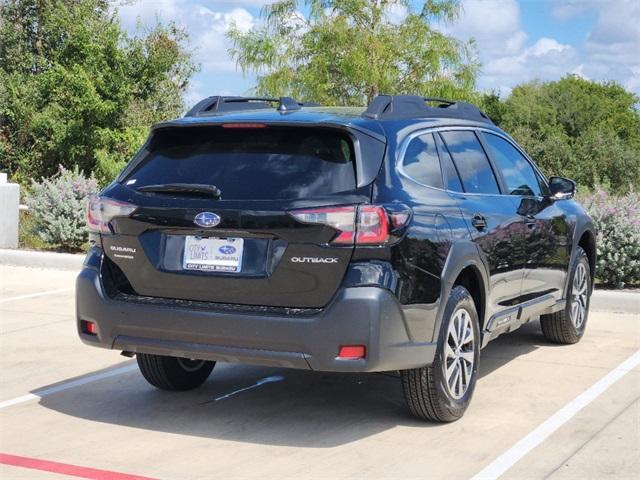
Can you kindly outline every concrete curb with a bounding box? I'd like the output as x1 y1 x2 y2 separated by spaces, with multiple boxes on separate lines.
590 289 639 314
0 248 84 271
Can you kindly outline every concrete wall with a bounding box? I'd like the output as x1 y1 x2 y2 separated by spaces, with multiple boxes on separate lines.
0 172 20 248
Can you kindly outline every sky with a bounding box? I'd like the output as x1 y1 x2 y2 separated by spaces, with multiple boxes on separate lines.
117 0 640 109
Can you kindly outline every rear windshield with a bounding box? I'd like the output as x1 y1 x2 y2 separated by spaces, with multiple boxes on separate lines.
124 126 356 200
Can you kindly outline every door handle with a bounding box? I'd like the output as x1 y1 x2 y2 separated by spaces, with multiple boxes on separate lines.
472 214 487 231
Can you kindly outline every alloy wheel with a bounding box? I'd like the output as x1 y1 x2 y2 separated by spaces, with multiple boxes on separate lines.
444 308 475 399
571 263 588 329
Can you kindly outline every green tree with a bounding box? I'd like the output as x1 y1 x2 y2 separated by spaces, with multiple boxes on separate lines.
0 0 197 185
485 76 640 194
228 0 479 105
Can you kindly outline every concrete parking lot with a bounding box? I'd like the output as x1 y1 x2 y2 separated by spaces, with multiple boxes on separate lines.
1 264 639 480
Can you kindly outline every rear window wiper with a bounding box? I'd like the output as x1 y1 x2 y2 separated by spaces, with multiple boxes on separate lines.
136 183 222 199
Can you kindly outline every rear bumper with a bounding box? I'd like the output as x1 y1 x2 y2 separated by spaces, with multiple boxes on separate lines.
76 266 436 372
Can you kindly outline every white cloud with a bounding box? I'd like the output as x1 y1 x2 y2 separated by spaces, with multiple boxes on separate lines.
563 0 639 94
527 37 569 57
441 0 577 94
583 0 639 65
550 0 595 20
117 1 262 101
443 0 640 95
196 7 256 73
444 0 526 56
117 0 640 101
119 1 257 73
384 3 408 25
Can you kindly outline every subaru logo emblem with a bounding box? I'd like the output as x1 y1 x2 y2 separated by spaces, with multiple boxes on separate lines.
194 212 221 228
219 245 236 255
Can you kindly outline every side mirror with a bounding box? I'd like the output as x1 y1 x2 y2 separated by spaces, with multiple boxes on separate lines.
548 176 576 200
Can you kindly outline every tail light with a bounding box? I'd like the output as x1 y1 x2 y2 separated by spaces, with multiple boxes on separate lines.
356 205 389 244
289 206 356 244
289 204 410 246
87 196 137 234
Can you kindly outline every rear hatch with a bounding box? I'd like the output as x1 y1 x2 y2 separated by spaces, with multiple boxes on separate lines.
95 123 384 308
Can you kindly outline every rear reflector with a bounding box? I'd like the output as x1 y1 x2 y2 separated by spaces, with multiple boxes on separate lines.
82 320 97 335
338 345 366 359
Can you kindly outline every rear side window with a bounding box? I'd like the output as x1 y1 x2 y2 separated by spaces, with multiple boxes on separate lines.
402 133 443 189
125 126 356 200
440 130 500 195
435 134 463 192
483 133 542 196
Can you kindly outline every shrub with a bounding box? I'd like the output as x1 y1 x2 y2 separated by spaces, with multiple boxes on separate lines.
25 165 98 251
487 76 640 194
578 189 640 287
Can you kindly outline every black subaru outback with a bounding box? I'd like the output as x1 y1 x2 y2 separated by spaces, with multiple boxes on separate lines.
77 95 595 422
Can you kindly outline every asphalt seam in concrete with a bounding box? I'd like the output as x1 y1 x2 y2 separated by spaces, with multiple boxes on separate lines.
1 318 72 335
0 364 138 409
0 308 72 318
481 355 640 372
0 288 74 304
542 397 640 479
470 349 640 480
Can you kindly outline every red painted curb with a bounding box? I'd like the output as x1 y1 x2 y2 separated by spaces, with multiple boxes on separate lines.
0 453 159 480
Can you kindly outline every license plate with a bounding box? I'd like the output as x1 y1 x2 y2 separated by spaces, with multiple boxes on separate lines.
183 236 244 272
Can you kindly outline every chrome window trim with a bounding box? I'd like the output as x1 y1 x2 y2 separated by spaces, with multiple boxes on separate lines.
396 125 549 198
396 132 447 193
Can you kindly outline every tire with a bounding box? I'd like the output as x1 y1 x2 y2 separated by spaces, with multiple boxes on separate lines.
136 353 215 391
540 246 591 344
400 285 481 422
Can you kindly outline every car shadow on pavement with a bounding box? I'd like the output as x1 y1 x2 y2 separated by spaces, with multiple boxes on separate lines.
37 320 552 448
480 320 565 378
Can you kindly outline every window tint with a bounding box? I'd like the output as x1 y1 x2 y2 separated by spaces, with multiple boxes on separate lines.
402 133 443 189
440 131 500 194
483 133 542 196
435 134 464 192
126 127 356 201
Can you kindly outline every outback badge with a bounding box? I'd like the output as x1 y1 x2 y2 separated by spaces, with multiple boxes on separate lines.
194 212 221 228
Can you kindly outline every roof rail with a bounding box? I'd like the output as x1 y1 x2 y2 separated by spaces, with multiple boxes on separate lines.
362 95 493 124
184 96 318 117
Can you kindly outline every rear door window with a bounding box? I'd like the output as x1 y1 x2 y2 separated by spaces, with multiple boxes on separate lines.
440 130 500 195
402 133 443 189
125 126 356 200
483 133 543 196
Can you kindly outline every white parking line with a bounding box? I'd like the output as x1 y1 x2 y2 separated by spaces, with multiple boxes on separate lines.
471 349 640 480
0 364 138 409
0 288 74 304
